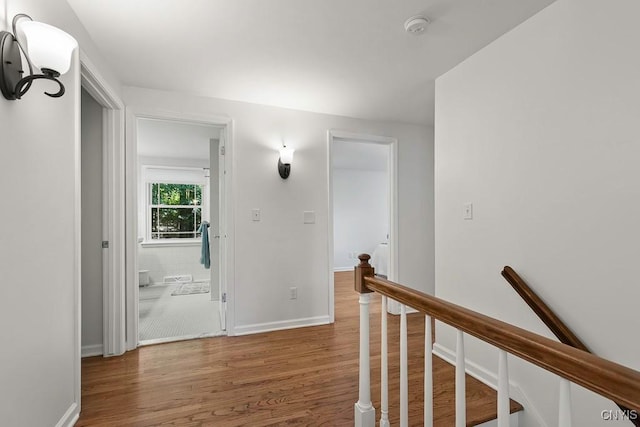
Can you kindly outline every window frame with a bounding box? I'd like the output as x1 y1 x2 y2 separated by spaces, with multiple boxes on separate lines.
140 165 209 246
148 183 204 240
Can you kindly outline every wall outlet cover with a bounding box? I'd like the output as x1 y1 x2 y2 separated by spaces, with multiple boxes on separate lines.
303 211 316 224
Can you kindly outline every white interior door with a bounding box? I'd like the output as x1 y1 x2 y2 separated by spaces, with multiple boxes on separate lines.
210 135 226 331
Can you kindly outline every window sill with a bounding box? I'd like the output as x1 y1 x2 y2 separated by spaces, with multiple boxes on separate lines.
140 240 201 248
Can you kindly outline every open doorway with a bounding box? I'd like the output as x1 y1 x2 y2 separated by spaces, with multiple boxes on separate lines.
80 88 104 357
79 63 126 358
327 131 398 320
135 118 226 345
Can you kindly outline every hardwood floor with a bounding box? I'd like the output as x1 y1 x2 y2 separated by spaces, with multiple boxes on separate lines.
78 272 521 426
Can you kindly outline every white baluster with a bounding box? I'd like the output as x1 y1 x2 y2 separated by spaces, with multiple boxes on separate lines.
498 350 510 427
380 296 390 427
456 330 466 427
400 304 408 427
354 293 375 427
558 379 572 427
424 315 433 427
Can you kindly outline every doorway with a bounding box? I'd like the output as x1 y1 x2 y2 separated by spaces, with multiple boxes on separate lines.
134 118 227 345
80 88 104 357
79 62 126 358
327 130 398 320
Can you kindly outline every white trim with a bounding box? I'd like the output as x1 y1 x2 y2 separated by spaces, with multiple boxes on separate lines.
327 130 399 322
140 240 201 248
80 50 127 358
233 316 331 336
140 167 209 242
125 107 235 348
334 266 356 272
81 344 104 358
433 343 547 427
55 402 79 427
139 330 227 347
71 49 82 427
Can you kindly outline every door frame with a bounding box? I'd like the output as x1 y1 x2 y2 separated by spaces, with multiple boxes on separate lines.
80 51 127 357
125 108 235 350
326 130 399 321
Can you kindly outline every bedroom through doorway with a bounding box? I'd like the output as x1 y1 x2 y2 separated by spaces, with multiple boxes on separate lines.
328 131 398 319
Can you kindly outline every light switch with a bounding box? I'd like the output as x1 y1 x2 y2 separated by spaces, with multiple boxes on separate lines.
463 203 473 220
303 211 316 224
252 208 261 221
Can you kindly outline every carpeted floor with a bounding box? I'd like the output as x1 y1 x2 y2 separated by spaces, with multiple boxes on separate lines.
138 282 222 343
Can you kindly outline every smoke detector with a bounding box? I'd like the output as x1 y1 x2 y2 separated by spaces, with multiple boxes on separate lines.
404 15 430 35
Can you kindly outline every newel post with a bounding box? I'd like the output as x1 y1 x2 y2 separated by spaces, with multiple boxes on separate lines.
354 254 376 427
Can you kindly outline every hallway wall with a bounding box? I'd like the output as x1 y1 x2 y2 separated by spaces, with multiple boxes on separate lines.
0 0 122 425
124 86 434 334
435 0 640 425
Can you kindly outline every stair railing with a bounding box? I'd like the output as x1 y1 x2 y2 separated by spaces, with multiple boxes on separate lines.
354 254 640 427
501 266 639 426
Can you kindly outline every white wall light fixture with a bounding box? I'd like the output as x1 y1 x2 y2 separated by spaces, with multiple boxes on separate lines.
0 14 77 100
278 144 294 179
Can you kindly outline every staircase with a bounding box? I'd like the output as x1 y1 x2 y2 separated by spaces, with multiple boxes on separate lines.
345 275 522 426
352 254 640 427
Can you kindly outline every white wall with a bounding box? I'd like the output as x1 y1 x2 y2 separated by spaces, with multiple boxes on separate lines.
81 88 104 355
124 86 434 334
435 0 640 425
0 1 121 425
333 169 388 270
138 245 210 284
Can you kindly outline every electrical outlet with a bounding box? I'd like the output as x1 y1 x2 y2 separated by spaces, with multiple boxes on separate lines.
289 287 297 300
252 208 260 221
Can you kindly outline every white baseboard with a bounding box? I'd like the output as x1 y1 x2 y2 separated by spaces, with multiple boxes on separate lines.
55 402 79 427
234 315 331 336
433 343 548 427
334 266 355 272
81 343 104 358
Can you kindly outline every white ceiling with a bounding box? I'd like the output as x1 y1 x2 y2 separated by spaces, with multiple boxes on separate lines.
68 0 555 126
137 118 219 159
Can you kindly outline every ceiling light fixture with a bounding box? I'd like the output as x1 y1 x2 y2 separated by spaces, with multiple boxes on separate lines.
404 15 430 35
0 14 77 100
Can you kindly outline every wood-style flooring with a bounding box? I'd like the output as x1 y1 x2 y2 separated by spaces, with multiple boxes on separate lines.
77 271 521 426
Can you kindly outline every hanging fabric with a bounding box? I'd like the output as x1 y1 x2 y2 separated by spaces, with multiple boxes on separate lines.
198 221 211 269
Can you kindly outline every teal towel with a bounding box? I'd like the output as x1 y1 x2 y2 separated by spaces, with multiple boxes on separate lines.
199 221 210 269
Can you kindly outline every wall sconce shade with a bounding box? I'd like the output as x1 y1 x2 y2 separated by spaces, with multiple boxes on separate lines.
0 14 77 100
278 146 294 179
16 20 77 75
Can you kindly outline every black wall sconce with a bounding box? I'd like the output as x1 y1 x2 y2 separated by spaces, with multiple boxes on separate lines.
278 144 294 179
0 14 77 100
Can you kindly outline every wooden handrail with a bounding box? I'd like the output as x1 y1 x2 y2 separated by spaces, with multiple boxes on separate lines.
501 266 639 426
501 266 589 352
354 257 640 412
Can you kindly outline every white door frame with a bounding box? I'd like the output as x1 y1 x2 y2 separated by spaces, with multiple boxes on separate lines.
125 108 235 350
326 130 399 321
80 51 127 357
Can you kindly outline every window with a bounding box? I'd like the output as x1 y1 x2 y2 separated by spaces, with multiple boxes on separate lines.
149 183 203 239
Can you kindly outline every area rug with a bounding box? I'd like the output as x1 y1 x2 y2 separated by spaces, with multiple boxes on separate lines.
171 282 210 296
